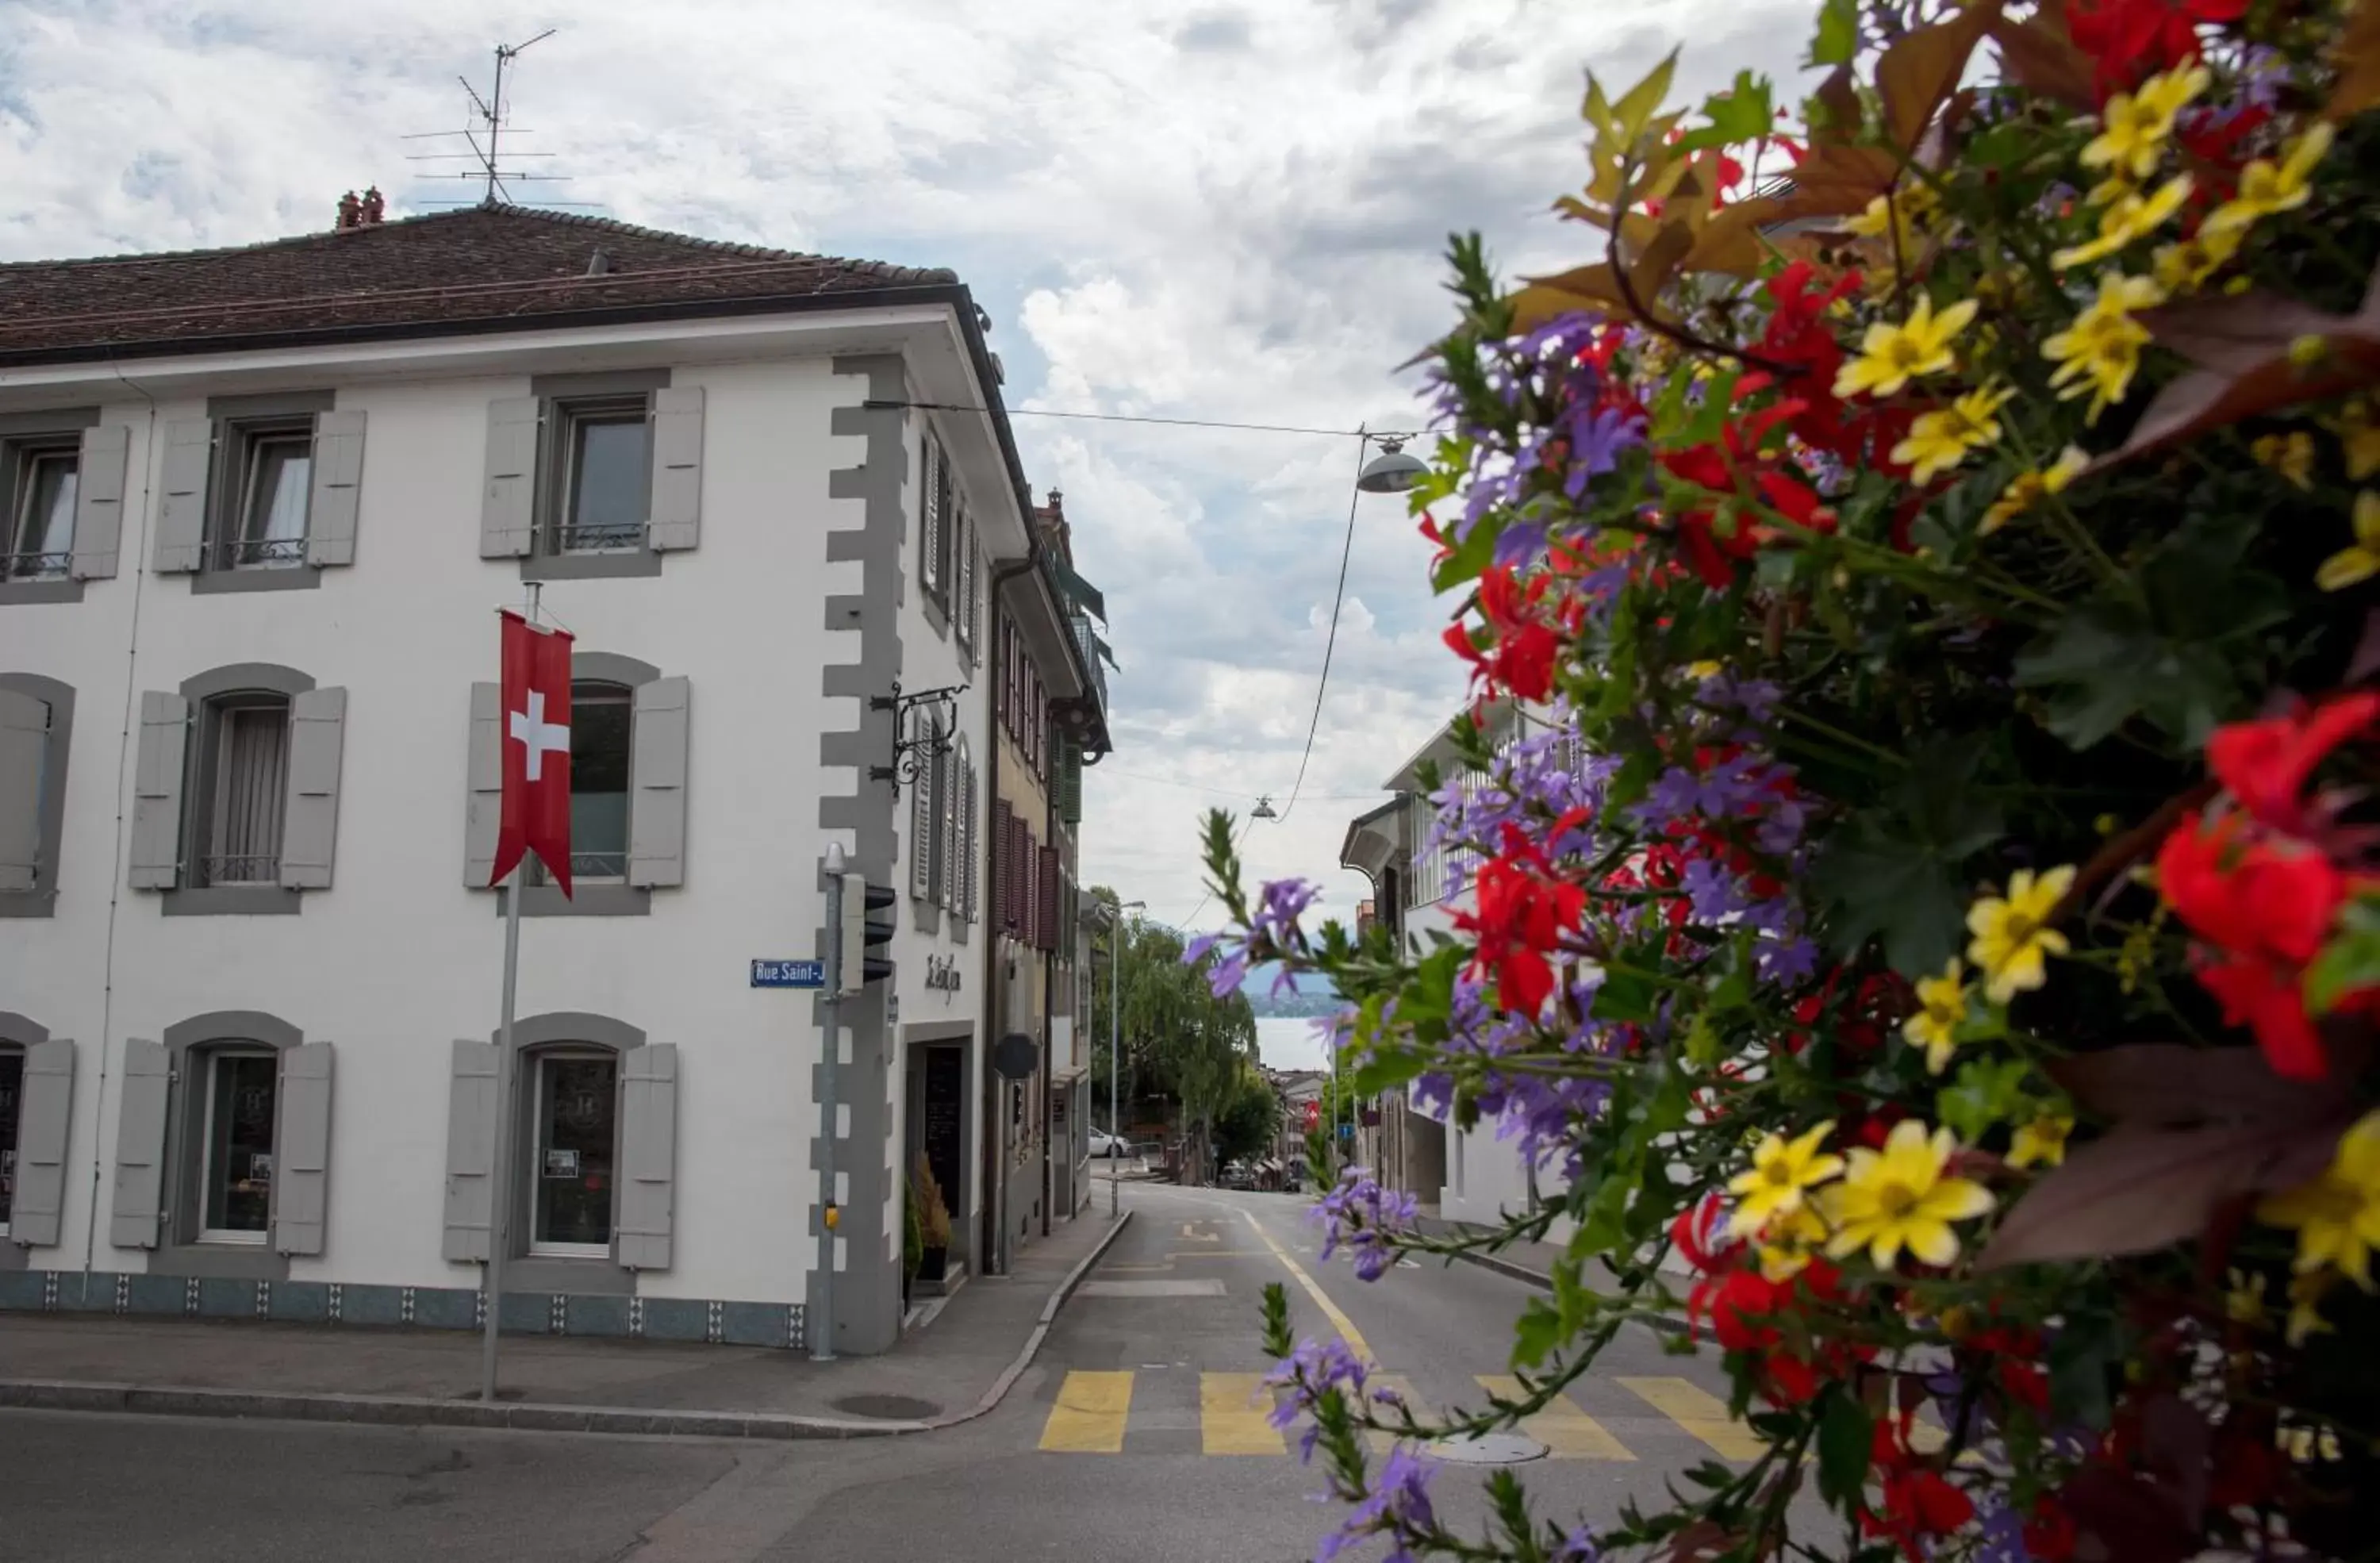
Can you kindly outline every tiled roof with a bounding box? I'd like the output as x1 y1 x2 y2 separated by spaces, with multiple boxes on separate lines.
0 202 961 361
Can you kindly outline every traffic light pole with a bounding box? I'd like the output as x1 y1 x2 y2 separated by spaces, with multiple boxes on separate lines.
815 847 843 1361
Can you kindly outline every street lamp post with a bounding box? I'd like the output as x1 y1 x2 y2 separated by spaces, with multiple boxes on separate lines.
1109 897 1144 1218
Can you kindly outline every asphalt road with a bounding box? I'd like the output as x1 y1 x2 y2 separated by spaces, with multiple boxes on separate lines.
0 1184 1796 1563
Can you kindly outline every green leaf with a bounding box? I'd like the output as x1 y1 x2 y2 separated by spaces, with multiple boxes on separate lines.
1811 737 2005 977
1430 513 1503 596
1612 51 1681 140
1351 1044 1429 1096
1817 1390 1873 1507
2307 894 2380 1013
1810 0 1860 65
1591 966 1661 1023
1678 71 1775 150
1513 1294 1564 1368
1936 1058 2032 1141
2048 1311 2122 1431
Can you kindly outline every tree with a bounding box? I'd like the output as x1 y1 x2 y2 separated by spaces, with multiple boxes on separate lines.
1213 1065 1282 1169
1082 885 1258 1173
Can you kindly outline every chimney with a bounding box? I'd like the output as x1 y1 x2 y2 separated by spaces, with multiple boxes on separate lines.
360 186 386 225
334 190 361 231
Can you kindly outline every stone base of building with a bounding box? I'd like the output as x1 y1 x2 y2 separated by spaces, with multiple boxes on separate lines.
0 1269 807 1350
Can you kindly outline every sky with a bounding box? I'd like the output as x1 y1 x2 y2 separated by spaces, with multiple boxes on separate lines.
0 0 1810 935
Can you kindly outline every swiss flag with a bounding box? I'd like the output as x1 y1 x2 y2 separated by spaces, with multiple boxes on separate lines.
493 609 576 897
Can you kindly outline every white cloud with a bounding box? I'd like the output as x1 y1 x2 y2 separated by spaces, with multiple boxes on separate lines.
0 0 1812 927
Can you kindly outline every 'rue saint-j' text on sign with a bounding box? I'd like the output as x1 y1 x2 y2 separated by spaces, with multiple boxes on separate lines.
750 959 825 989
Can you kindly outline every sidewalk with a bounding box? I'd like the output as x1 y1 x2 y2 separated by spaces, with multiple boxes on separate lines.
0 1207 1129 1439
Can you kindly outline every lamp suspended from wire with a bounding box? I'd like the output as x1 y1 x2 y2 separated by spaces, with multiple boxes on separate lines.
1354 436 1428 494
1251 795 1280 820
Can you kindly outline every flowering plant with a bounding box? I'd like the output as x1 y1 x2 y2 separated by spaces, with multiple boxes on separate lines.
1203 2 2380 1557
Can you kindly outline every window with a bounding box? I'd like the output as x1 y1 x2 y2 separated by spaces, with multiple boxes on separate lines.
215 422 313 570
3 444 76 582
546 681 631 883
553 400 651 555
532 1051 618 1254
190 694 292 887
198 1050 277 1242
0 1047 20 1232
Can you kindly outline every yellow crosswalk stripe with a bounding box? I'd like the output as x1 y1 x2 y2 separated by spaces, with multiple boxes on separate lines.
1039 1369 1134 1453
1617 1377 1767 1461
1201 1372 1286 1455
1475 1375 1635 1461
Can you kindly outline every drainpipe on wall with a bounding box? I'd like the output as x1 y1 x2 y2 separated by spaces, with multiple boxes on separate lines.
984 528 1043 1276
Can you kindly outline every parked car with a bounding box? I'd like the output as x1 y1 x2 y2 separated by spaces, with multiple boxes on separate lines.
1088 1131 1129 1158
1219 1161 1257 1190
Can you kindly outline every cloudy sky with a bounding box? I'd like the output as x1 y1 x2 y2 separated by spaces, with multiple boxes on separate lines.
1 0 1806 932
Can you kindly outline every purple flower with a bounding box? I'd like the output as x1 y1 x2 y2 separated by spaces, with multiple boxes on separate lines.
1208 950 1250 998
1313 1166 1419 1281
1319 1445 1438 1563
1253 878 1321 951
1560 405 1642 500
1549 1526 1599 1563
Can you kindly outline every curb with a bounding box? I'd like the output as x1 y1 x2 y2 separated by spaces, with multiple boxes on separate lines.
0 1208 1134 1441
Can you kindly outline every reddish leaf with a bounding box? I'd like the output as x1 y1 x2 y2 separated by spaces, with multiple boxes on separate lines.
2102 278 2380 467
1811 65 1864 141
2138 1394 2211 1527
1768 141 1903 220
1666 1521 1738 1563
2058 1468 2199 1563
2328 0 2380 121
1978 1120 2342 1269
1989 13 2098 111
2048 1043 2353 1126
1876 0 2005 153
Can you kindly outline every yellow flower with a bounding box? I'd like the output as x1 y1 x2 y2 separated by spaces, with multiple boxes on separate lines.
1756 1204 1830 1282
2225 1268 2268 1327
2044 272 2167 424
1891 384 2013 486
2326 400 2380 482
2152 222 2243 294
1966 864 2076 1004
2257 1109 2380 1288
2007 1113 2074 1170
1834 295 1981 401
1901 958 1971 1075
2287 1270 2337 1347
1683 659 1724 679
2205 123 2334 237
1844 182 1937 237
2081 64 2210 182
1727 1120 1845 1238
1821 1119 1996 1270
1980 446 2090 535
2252 430 2317 490
2317 492 2380 592
2052 174 2194 270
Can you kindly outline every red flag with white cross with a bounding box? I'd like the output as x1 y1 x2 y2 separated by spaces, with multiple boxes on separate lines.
493 609 575 897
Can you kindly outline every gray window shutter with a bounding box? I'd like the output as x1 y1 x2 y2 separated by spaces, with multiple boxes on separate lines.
0 686 46 893
129 691 188 889
279 686 347 890
920 437 943 595
305 409 367 567
647 386 704 552
464 682 501 888
274 1041 334 1256
109 1038 170 1250
10 1038 74 1248
613 1043 678 1269
479 397 539 559
939 746 958 910
153 419 213 574
958 759 977 923
628 675 690 889
910 713 936 901
71 423 129 580
441 1039 499 1262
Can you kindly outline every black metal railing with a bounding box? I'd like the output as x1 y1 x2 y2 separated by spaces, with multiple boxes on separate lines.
209 535 307 570
195 853 280 887
0 549 70 582
553 522 645 554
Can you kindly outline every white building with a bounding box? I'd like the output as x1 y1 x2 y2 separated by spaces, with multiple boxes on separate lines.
0 202 1082 1355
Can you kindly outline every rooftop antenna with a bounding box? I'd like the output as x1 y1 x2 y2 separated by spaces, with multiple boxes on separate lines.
403 30 601 209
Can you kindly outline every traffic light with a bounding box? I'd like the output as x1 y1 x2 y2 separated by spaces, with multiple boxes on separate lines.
838 874 896 993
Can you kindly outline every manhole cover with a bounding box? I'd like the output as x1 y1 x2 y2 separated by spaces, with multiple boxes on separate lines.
832 1394 942 1420
1424 1431 1548 1466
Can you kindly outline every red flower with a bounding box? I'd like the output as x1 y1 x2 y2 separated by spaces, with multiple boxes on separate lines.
2206 692 2380 838
2022 1497 2079 1562
2158 810 2344 965
2067 0 2247 96
1452 828 1585 1015
2194 950 2328 1080
1863 1423 1976 1562
1445 564 1566 703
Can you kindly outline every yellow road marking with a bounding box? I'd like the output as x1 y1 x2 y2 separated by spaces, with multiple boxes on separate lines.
1240 1210 1373 1362
1476 1375 1635 1461
1617 1377 1766 1461
1038 1370 1133 1453
1201 1372 1286 1455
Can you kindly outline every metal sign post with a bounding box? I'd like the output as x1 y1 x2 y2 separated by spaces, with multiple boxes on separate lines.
815 844 846 1361
479 580 542 1408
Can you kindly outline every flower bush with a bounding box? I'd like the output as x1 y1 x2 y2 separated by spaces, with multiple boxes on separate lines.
1206 2 2380 1557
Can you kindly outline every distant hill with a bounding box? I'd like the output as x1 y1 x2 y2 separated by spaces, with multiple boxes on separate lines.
1242 964 1344 1018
